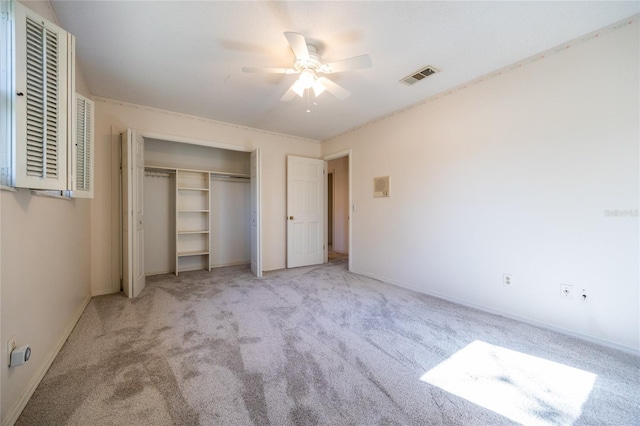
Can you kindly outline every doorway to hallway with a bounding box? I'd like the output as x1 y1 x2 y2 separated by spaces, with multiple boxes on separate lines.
326 154 350 265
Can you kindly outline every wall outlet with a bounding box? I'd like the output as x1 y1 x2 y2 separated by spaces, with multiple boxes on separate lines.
560 284 573 299
7 336 16 366
503 273 512 287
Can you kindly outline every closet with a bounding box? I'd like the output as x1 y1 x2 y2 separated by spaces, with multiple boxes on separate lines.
143 138 251 276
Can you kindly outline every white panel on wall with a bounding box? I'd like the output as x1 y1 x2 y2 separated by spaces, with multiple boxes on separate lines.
210 178 251 267
143 171 175 275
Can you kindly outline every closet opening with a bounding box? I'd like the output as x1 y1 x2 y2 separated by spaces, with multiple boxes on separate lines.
120 129 262 297
143 138 252 276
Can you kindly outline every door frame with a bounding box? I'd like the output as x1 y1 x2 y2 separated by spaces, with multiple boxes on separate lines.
116 129 262 294
327 170 334 248
323 149 352 271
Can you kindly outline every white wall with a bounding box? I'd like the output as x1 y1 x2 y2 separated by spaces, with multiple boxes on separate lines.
145 138 250 175
210 178 251 268
328 157 349 254
322 20 639 353
91 98 320 295
1 2 93 424
143 172 175 275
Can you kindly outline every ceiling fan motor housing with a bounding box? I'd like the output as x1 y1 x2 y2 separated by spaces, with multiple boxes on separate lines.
294 45 322 73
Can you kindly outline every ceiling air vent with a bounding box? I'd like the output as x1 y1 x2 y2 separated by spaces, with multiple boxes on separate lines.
400 66 439 86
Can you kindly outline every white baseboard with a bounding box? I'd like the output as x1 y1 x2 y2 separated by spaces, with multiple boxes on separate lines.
144 262 251 278
351 268 640 357
91 288 119 296
3 295 92 426
210 261 250 269
331 249 349 255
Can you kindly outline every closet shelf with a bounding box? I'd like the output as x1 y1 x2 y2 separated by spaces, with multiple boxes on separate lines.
176 169 211 275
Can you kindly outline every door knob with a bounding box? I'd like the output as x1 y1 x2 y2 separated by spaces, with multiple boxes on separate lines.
289 216 294 220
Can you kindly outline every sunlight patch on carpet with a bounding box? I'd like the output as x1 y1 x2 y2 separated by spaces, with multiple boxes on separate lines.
420 340 597 425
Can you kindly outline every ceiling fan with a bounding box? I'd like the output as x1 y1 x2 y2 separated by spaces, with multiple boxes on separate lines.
242 32 372 102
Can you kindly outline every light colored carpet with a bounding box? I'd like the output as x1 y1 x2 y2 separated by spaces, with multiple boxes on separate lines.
17 258 640 425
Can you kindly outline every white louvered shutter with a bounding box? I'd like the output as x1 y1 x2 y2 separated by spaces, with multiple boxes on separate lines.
72 94 94 198
15 3 74 190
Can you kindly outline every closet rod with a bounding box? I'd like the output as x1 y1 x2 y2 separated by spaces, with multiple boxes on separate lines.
211 175 250 181
145 166 176 173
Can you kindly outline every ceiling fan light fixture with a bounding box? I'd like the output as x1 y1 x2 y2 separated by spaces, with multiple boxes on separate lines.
312 79 326 97
292 80 306 97
244 32 371 103
298 69 316 89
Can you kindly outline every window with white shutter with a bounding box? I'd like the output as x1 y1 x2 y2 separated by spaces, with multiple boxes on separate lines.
14 2 74 190
72 93 94 198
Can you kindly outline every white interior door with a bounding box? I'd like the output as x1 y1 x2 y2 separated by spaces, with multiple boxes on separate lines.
287 155 326 268
250 149 262 277
122 129 146 297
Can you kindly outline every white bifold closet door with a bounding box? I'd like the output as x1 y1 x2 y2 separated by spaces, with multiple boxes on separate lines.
122 129 146 298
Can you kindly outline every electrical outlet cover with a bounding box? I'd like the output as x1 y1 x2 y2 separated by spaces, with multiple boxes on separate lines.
503 274 512 286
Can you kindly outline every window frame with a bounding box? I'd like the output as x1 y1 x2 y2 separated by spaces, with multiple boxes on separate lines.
0 0 15 188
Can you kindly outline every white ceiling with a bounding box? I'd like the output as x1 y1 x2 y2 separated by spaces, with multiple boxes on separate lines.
50 1 639 142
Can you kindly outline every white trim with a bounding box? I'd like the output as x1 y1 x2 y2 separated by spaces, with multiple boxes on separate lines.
324 149 351 162
210 261 251 269
351 268 640 357
2 295 91 426
91 288 119 297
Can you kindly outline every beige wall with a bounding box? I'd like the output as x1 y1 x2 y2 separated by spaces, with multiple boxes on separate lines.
91 99 321 295
322 20 639 352
1 2 93 424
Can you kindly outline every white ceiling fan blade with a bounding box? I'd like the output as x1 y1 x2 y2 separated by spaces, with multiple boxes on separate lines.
318 77 351 100
284 32 309 61
242 67 297 74
280 81 299 101
320 54 372 74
